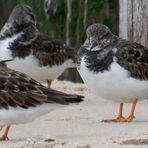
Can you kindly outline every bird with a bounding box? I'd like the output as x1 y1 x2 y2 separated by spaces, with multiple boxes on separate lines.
0 59 83 141
77 23 148 122
0 5 78 88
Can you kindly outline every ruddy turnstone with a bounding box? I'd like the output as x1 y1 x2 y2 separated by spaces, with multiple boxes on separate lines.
0 5 78 88
77 23 148 122
0 59 83 141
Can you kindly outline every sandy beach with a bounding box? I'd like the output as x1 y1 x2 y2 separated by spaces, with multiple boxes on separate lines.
1 80 148 148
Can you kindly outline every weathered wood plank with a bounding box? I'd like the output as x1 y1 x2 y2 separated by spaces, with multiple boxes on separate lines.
133 0 148 47
119 0 148 48
119 0 133 40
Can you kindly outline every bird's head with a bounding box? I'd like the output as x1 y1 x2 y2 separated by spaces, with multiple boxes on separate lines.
84 24 113 51
0 5 37 38
9 5 37 27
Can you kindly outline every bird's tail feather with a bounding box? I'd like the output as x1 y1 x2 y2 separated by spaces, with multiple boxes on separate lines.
40 87 84 104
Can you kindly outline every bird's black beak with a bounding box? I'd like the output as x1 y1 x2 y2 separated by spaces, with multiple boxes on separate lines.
90 41 98 51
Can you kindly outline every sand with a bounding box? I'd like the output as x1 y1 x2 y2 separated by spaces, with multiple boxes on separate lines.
0 80 148 148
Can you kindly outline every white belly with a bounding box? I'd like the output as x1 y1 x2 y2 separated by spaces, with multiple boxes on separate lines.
0 103 64 125
78 57 148 103
6 55 74 82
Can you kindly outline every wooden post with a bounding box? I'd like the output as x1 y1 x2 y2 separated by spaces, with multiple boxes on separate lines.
66 0 72 46
119 0 148 48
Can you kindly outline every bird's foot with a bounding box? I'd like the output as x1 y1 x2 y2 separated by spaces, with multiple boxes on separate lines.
125 115 135 122
0 128 3 132
0 136 9 141
0 126 10 141
102 116 126 122
47 80 52 89
0 126 5 132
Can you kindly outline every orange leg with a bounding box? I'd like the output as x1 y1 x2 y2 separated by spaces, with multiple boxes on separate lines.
0 126 10 141
0 125 5 131
47 80 52 88
126 99 138 122
102 99 138 123
102 103 126 122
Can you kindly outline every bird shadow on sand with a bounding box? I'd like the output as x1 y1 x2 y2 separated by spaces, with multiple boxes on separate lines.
130 119 148 123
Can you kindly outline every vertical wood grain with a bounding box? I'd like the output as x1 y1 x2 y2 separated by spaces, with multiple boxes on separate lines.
133 0 148 47
119 0 148 48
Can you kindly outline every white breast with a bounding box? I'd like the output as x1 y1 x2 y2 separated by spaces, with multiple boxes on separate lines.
0 33 22 60
78 56 148 103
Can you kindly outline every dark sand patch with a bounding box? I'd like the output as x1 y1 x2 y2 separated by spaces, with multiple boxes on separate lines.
76 144 91 148
121 139 148 145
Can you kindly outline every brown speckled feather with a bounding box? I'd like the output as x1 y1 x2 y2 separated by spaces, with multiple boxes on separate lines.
0 62 83 110
31 33 77 67
115 39 148 80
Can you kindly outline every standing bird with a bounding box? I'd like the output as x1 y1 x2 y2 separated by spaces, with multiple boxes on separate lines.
77 23 148 122
0 5 78 88
0 59 83 141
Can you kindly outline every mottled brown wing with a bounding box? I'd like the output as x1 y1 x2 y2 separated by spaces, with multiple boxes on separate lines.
0 67 69 110
0 66 83 109
116 41 148 80
31 33 68 67
0 67 48 109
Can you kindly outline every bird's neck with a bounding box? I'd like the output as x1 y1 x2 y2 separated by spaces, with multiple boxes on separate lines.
0 23 39 59
0 22 38 46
